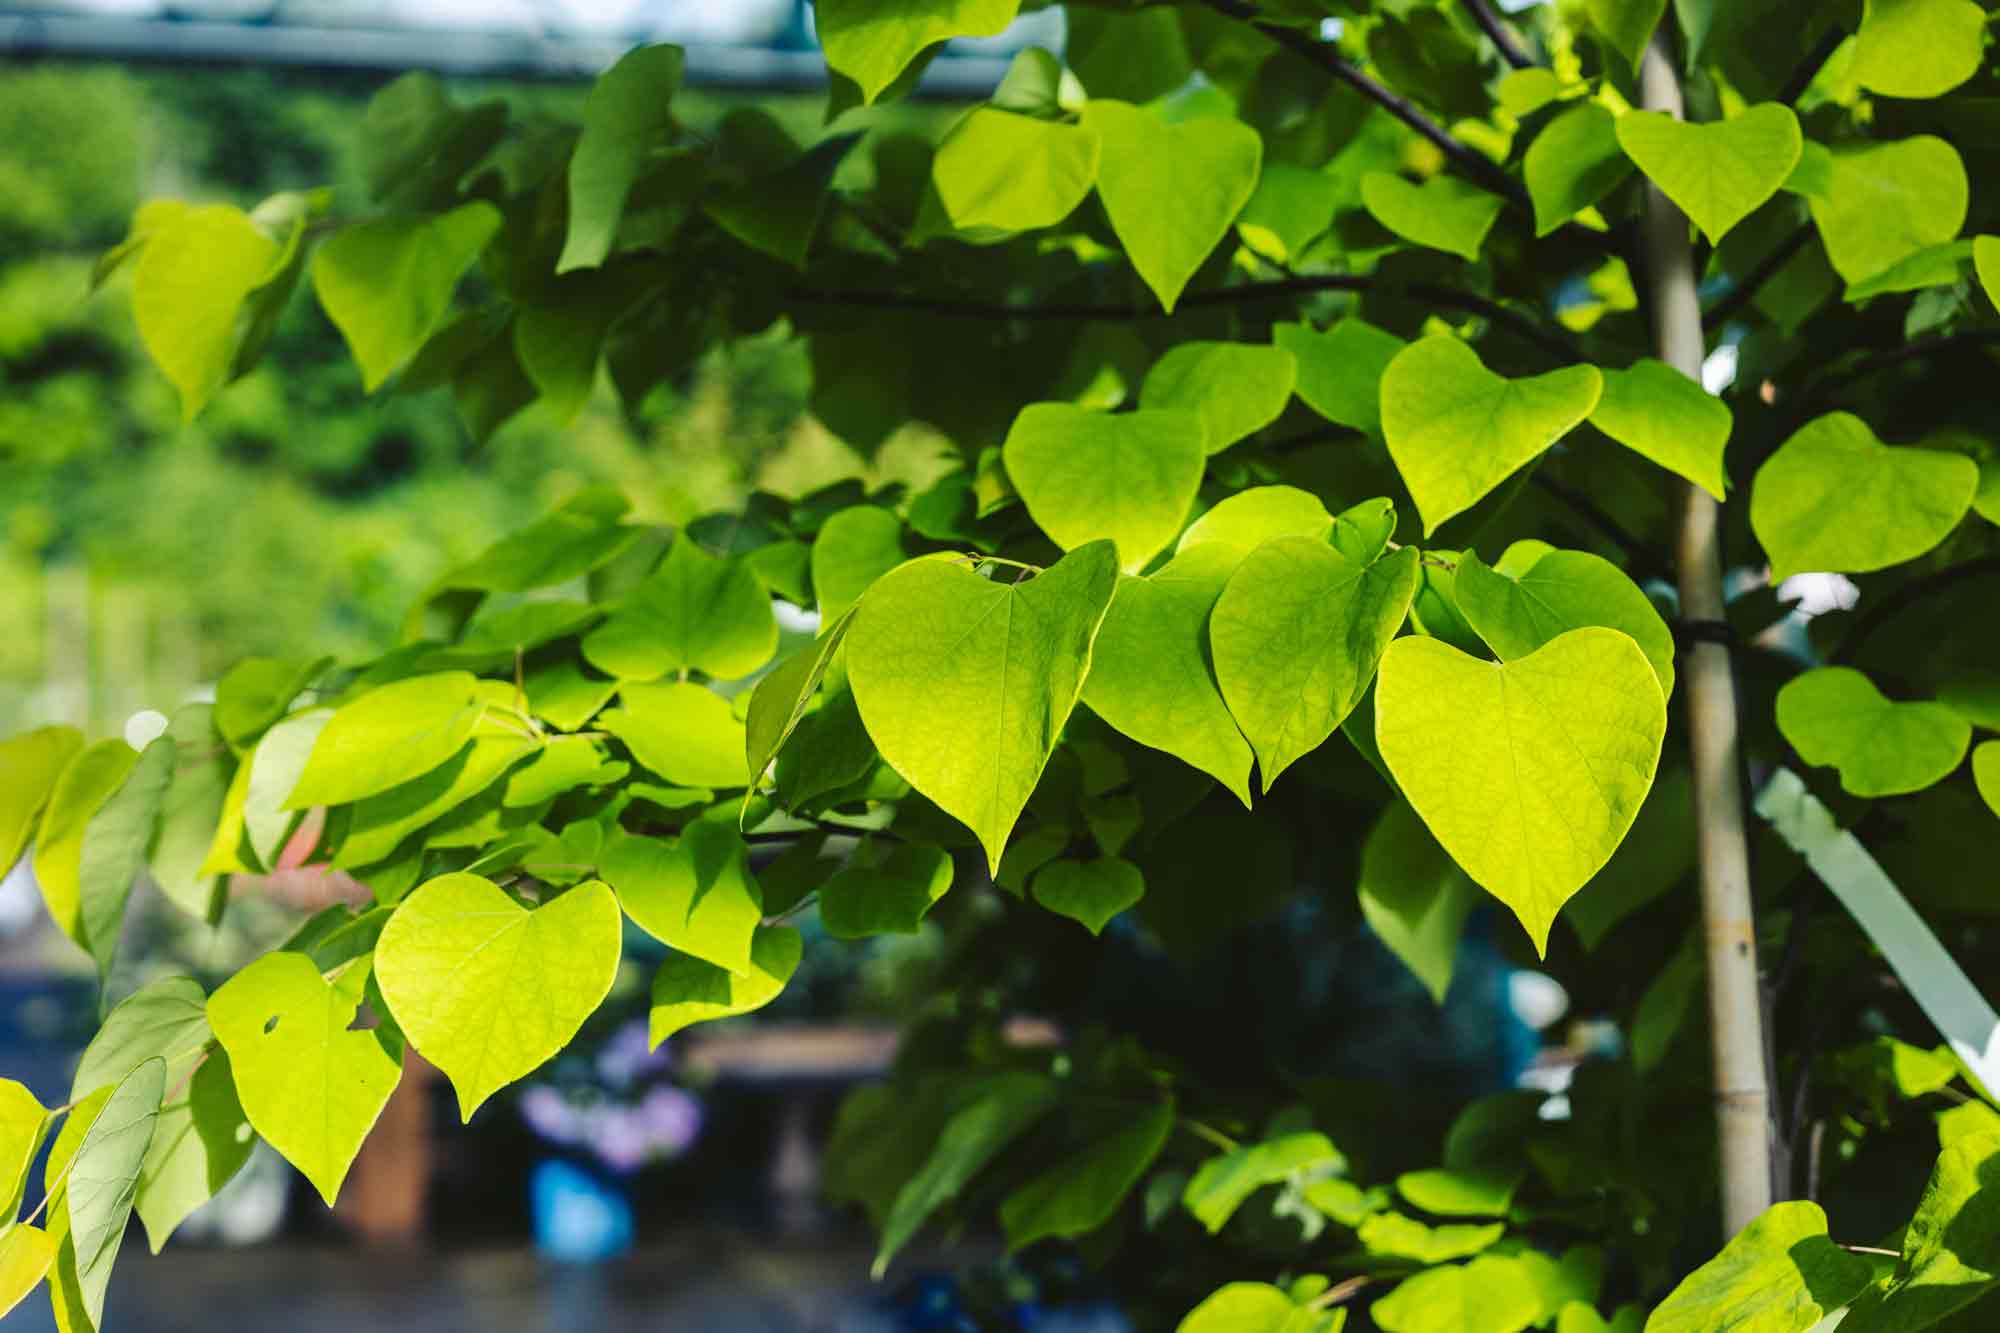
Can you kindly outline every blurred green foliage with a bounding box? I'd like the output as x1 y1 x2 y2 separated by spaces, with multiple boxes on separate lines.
0 63 947 732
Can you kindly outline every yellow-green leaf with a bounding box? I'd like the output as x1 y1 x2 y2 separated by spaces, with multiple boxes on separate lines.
648 926 802 1047
1614 105 1802 245
1850 0 1986 100
1776 668 1972 798
1004 403 1206 573
1361 172 1506 262
131 204 284 420
312 203 502 391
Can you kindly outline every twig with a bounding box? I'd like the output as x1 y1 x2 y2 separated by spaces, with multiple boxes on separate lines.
1831 556 2000 666
1179 1118 1241 1152
1198 0 1529 208
1703 224 1812 331
1462 0 1535 70
1777 27 1845 105
1530 472 1666 575
1308 1275 1377 1311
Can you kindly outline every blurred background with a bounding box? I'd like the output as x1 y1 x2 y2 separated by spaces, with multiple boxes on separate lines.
0 5 1567 1330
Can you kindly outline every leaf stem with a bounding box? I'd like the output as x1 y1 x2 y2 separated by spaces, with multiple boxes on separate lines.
1178 1117 1240 1153
1307 1275 1376 1311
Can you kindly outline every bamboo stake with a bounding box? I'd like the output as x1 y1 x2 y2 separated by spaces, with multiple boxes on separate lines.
1636 37 1776 1234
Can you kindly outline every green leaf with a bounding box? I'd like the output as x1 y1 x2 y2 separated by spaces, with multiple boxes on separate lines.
821 842 955 939
1081 544 1257 806
1841 1133 2000 1330
1211 539 1421 791
1361 173 1506 262
601 824 763 974
0 1226 54 1322
236 708 330 870
1004 404 1206 573
1358 800 1481 1005
812 507 907 625
1237 163 1343 267
524 660 620 734
131 204 284 420
1851 0 1985 100
648 926 802 1047
1360 1212 1506 1263
286 671 483 809
1276 319 1407 437
513 272 642 423
1642 1200 1874 1333
1376 628 1668 955
312 203 502 391
600 681 751 788
559 44 684 272
133 1051 253 1254
0 725 83 879
1179 487 1333 555
1183 1131 1345 1234
76 738 177 982
1381 337 1603 536
1032 856 1145 934
817 0 1020 104
1084 100 1262 312
1750 413 1977 580
1976 742 1999 817
582 537 777 681
744 611 856 795
71 976 210 1103
0 1079 48 1222
33 741 138 947
1140 342 1297 454
1808 138 1969 286
933 107 1099 231
999 1098 1175 1250
1776 668 1971 798
502 736 620 808
1396 1166 1524 1218
1371 1255 1541 1333
1588 359 1730 500
1614 105 1802 244
207 951 403 1205
1525 104 1633 238
1455 545 1677 697
876 1072 1058 1275
376 873 621 1120
149 707 234 921
1587 0 1667 70
1976 236 2000 311
438 490 637 595
1178 1284 1343 1333
64 1057 163 1327
847 545 1120 873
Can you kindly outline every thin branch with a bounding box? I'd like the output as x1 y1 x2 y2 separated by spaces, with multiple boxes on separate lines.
1777 27 1845 105
1703 224 1812 331
1826 328 2000 393
1463 0 1535 70
1531 471 1667 575
790 274 1583 362
1199 0 1529 208
1831 556 2000 666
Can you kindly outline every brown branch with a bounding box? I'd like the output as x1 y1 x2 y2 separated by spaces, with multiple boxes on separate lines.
1198 0 1530 209
1778 27 1845 105
1463 0 1535 70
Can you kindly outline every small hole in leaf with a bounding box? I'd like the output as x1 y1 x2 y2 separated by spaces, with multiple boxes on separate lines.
263 1015 281 1035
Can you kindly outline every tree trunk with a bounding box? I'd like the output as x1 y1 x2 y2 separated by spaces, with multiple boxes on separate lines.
1636 37 1776 1235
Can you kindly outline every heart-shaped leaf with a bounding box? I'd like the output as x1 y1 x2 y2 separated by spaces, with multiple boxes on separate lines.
1004 404 1206 572
1807 137 1968 285
208 951 403 1205
1139 342 1296 454
847 544 1119 872
1525 103 1634 237
133 1052 253 1254
1589 358 1731 500
1082 544 1257 806
33 739 138 947
1275 318 1407 437
286 671 484 809
582 536 777 682
933 108 1100 232
376 873 622 1120
1976 235 2000 311
648 926 802 1047
812 506 907 625
1371 1254 1542 1333
821 842 956 938
1777 668 1971 798
1084 100 1262 312
0 724 82 878
0 1225 54 1322
600 823 763 974
1645 1201 1873 1333
1381 337 1603 536
1586 0 1666 70
1361 172 1506 261
1031 857 1145 934
1359 800 1480 1005
1977 742 1999 817
599 680 751 789
1751 412 1977 580
312 202 501 391
1615 105 1802 244
817 0 1021 104
1851 0 1985 100
1211 538 1421 791
1375 627 1668 955
1178 487 1333 556
1455 545 1677 697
